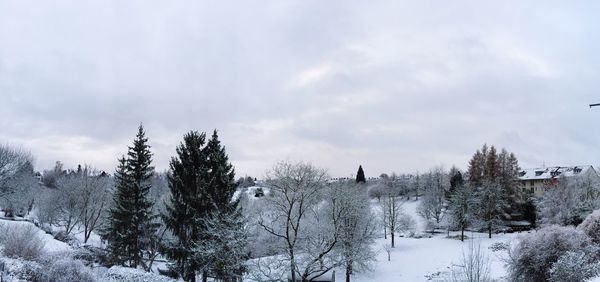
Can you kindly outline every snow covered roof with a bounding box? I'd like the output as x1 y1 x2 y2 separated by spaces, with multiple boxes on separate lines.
518 165 595 181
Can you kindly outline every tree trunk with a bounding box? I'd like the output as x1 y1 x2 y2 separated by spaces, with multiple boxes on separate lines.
383 225 387 239
391 232 395 248
346 262 353 282
461 227 464 242
290 252 296 282
488 224 492 239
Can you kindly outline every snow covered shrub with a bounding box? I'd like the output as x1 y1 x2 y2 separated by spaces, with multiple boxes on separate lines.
397 213 417 237
103 266 177 282
548 251 599 282
507 225 595 282
450 240 491 282
0 223 45 260
1 257 43 281
39 258 95 282
579 209 600 244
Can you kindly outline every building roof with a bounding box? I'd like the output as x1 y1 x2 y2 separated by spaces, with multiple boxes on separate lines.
518 165 594 181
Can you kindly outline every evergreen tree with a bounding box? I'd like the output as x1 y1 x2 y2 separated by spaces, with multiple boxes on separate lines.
104 157 130 263
105 125 157 269
163 130 246 282
356 165 366 184
448 166 464 199
163 131 208 282
483 145 498 181
468 149 485 187
200 130 246 281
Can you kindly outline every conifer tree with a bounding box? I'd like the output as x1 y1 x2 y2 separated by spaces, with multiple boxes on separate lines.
356 165 366 184
106 124 157 269
199 130 246 281
105 156 130 264
163 130 246 282
163 131 208 282
448 166 464 199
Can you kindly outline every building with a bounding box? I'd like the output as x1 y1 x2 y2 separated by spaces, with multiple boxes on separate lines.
518 165 599 197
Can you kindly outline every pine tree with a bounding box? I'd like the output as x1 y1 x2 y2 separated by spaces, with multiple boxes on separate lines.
104 157 130 263
448 166 464 199
200 130 246 281
163 130 246 282
106 125 157 269
163 131 208 282
356 165 366 184
483 146 498 181
468 150 485 187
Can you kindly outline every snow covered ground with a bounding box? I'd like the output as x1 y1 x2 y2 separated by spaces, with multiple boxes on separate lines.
347 199 523 281
350 231 521 281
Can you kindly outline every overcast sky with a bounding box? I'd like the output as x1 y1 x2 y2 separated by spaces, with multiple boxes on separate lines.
1 1 600 178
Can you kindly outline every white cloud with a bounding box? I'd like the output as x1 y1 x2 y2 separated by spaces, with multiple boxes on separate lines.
1 0 599 177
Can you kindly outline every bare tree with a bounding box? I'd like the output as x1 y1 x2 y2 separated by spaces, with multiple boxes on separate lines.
53 165 112 241
55 175 83 235
77 167 112 243
418 167 448 230
332 182 377 282
258 161 330 282
381 192 402 248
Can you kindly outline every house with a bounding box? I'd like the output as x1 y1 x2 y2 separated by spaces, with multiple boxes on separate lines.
518 165 600 197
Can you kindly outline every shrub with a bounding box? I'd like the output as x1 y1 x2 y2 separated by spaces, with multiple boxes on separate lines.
548 251 599 282
578 209 600 245
398 213 416 237
0 223 45 260
507 225 594 282
39 258 95 282
1 257 43 281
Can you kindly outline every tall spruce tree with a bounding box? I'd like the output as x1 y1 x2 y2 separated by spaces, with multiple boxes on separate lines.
106 124 157 269
356 165 366 184
163 131 208 282
196 130 246 281
105 156 131 264
163 130 246 282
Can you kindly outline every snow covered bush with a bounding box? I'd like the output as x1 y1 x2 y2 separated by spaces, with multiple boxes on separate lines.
578 209 600 244
507 225 595 282
0 223 45 260
102 266 177 282
1 257 43 281
39 258 95 282
548 251 599 282
397 212 417 237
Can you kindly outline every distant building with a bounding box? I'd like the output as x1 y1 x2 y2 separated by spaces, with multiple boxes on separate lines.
518 165 599 197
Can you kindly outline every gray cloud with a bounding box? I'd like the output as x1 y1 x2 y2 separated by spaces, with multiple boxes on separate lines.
1 0 600 178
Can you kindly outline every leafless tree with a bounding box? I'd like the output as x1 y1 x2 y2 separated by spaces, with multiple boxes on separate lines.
53 165 112 241
417 167 448 230
258 161 330 282
332 181 377 282
381 192 402 248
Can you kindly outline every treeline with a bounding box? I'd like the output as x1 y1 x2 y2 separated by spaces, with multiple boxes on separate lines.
368 144 524 241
